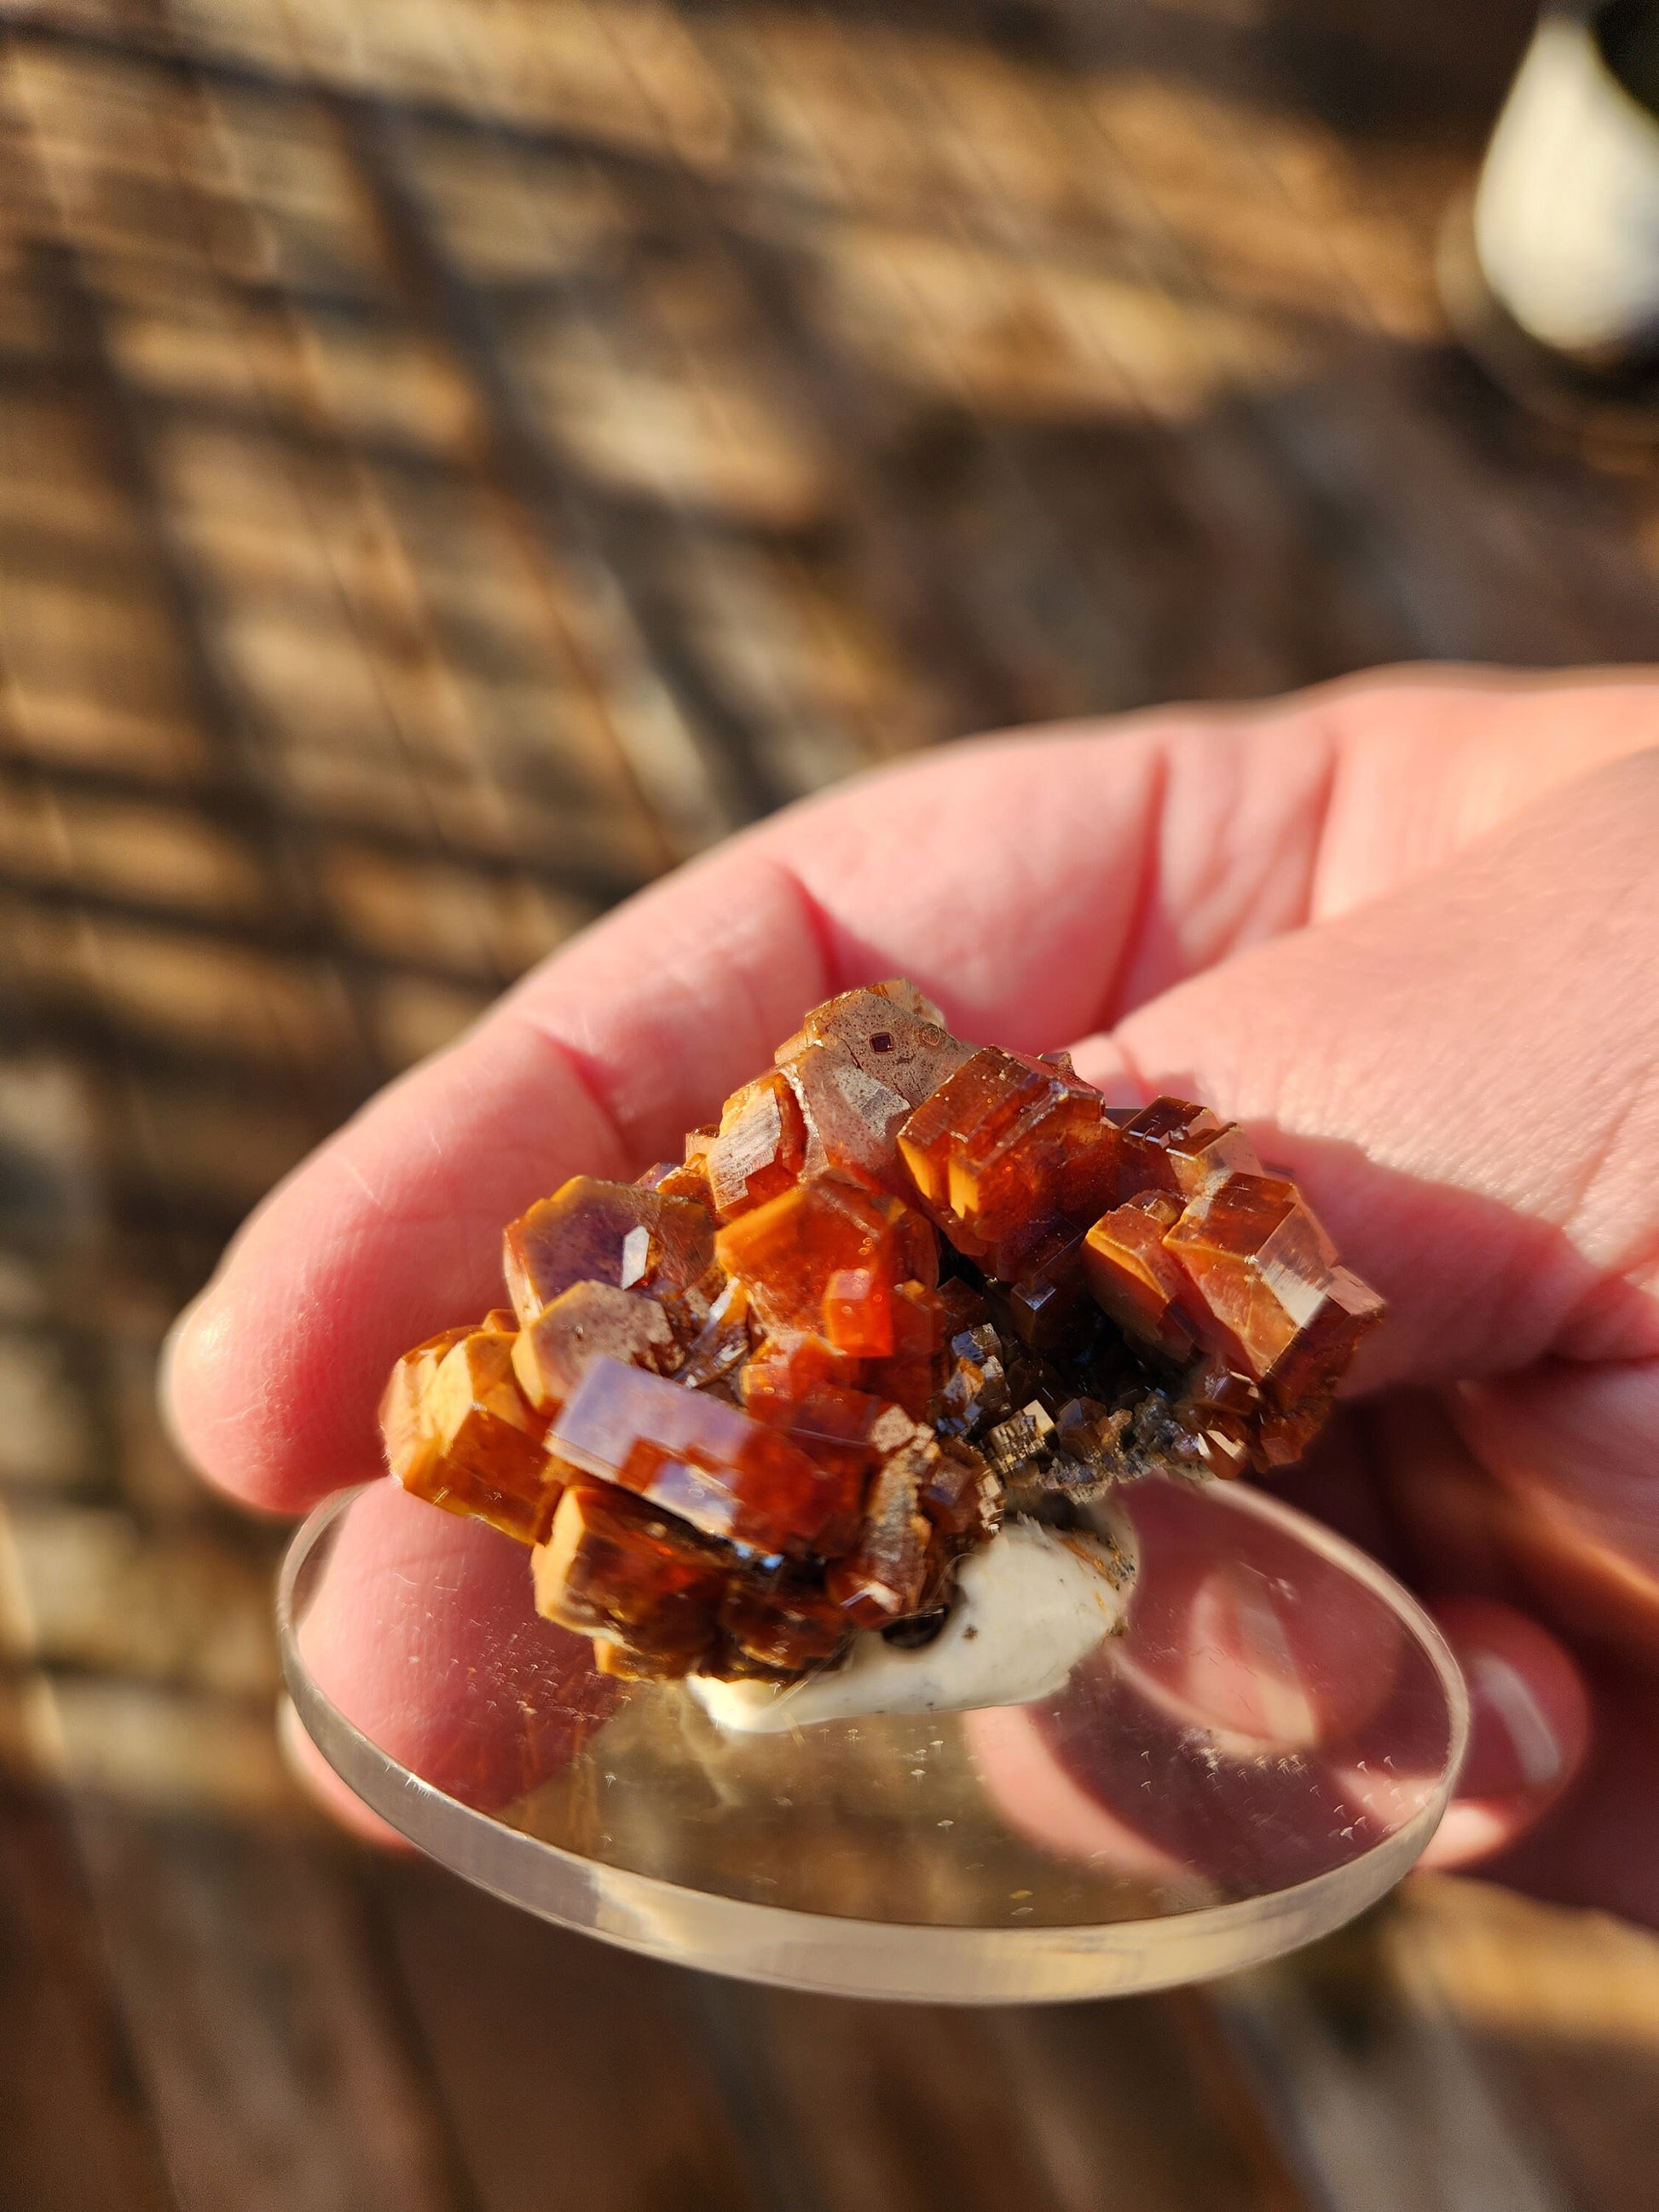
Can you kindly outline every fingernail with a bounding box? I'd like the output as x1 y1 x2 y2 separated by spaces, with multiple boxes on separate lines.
1460 1643 1564 1797
1430 1597 1589 1811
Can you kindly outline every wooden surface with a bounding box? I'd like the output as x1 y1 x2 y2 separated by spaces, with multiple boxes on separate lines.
2 3 1658 2207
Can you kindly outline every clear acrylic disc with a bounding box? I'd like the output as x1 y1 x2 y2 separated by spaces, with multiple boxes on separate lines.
279 1474 1467 2004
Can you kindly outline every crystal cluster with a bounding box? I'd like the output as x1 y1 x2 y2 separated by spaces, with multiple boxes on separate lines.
380 982 1382 1684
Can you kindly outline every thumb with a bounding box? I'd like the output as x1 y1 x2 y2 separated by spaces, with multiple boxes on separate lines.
1080 748 1659 1660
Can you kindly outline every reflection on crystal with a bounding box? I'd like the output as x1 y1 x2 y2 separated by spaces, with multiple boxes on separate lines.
898 1047 1119 1276
505 1176 714 1324
705 1071 806 1218
550 1355 864 1558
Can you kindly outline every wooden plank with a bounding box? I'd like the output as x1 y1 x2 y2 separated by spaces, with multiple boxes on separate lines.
1394 1876 1659 2212
0 1779 177 2212
66 1799 475 2212
1211 1892 1572 2212
377 1857 766 2212
706 1980 1301 2212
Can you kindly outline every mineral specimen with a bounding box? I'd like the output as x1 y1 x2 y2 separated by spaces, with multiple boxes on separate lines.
380 982 1383 1684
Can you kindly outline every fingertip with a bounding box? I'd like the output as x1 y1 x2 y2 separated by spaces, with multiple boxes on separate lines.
1420 1597 1592 1870
159 1276 310 1519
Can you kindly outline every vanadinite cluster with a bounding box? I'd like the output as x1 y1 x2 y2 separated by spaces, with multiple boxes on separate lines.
381 983 1383 1685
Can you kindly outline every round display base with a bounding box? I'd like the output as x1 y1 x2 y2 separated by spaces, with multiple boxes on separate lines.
280 1474 1466 2005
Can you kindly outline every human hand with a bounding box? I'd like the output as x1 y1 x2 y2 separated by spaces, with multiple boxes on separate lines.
163 668 1659 1921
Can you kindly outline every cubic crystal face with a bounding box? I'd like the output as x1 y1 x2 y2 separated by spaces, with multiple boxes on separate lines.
383 1320 560 1544
548 1355 864 1558
512 1281 679 1412
504 1177 714 1324
898 1048 1120 1275
380 981 1383 1687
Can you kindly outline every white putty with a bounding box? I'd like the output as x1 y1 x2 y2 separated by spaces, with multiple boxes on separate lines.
689 1516 1136 1736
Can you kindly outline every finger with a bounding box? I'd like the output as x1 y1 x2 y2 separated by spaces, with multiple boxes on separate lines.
1477 1655 1659 1930
291 1477 616 1817
1417 1598 1591 1871
1454 1361 1659 1666
165 674 1658 1514
1081 748 1659 1707
1087 748 1659 1391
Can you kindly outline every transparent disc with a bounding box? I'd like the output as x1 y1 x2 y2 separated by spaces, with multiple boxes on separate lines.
280 1475 1467 2004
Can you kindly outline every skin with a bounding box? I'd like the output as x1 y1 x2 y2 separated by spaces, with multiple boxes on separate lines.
163 668 1659 1922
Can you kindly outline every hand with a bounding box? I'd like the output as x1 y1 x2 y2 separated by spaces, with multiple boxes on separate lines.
162 668 1659 1920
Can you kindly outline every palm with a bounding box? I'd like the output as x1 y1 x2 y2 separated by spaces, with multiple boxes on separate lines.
165 670 1659 1920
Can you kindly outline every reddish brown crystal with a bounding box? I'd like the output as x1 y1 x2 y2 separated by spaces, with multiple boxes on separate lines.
384 1320 559 1545
674 1278 753 1392
1006 1229 1090 1353
897 1047 1120 1275
549 1355 864 1558
866 1278 947 1418
739 1327 864 1420
825 1429 934 1627
1260 1264 1385 1412
533 1481 724 1676
504 1177 714 1325
383 979 1384 1685
936 1320 1009 1437
719 1571 850 1673
918 1435 1003 1542
774 982 976 1195
1082 1193 1196 1364
1116 1098 1261 1203
512 1280 679 1412
1161 1170 1339 1382
774 982 966 1090
714 1179 935 1358
704 1071 807 1219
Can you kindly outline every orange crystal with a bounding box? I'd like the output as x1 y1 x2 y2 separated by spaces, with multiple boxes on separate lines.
384 1320 559 1545
548 1355 864 1558
897 1047 1121 1275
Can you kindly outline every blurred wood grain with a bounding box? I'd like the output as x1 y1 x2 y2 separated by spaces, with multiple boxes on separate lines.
1 3 1658 2208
